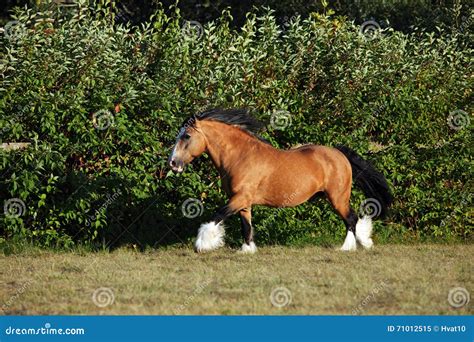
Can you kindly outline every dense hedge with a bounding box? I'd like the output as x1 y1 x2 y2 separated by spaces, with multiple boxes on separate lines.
0 2 472 249
3 0 472 34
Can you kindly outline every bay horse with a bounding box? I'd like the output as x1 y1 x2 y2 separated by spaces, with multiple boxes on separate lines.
169 109 392 253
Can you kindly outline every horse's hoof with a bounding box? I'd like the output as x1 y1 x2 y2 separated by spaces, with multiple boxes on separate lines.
340 231 357 251
194 221 225 252
239 241 257 254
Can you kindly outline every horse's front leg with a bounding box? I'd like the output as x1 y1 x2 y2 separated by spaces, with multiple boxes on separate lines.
194 194 249 253
239 207 257 254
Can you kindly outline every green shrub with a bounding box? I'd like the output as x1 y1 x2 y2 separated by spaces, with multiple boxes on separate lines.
0 1 472 249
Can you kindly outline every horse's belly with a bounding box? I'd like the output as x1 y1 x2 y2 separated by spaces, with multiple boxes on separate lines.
257 172 322 207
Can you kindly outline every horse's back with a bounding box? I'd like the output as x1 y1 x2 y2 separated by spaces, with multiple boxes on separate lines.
284 144 352 190
288 144 350 166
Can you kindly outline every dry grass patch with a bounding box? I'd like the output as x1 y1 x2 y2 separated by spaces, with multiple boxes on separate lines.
0 244 472 315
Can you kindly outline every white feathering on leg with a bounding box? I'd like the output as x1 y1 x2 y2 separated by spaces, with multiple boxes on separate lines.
355 216 374 249
240 241 257 254
194 221 225 252
340 230 357 251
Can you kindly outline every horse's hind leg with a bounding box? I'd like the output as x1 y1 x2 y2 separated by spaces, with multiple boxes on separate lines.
339 207 359 251
327 191 374 251
329 194 357 251
239 207 257 253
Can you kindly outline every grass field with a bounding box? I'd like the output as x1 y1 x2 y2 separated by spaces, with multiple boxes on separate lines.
1 244 472 315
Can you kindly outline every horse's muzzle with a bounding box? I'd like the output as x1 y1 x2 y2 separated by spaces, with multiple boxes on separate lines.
169 158 185 173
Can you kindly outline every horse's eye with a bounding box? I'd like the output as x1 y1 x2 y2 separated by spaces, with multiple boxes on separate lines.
183 133 191 140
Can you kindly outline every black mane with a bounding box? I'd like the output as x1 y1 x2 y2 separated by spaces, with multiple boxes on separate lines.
183 108 269 144
197 108 265 133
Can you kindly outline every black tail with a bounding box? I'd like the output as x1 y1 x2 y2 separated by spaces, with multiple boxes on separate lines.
335 145 393 219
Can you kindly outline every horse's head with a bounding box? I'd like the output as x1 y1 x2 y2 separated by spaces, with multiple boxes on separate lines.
168 117 207 173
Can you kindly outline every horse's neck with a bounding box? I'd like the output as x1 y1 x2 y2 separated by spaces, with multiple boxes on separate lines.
203 124 264 173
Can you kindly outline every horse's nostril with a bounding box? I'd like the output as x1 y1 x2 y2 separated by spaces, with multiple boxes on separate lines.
170 159 176 167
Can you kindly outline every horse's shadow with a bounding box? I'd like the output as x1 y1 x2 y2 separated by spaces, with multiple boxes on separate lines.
59 171 201 251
